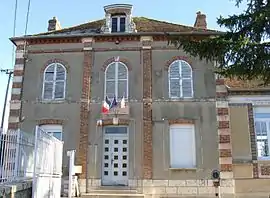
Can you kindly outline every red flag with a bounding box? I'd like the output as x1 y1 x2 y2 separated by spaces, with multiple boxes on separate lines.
102 97 111 113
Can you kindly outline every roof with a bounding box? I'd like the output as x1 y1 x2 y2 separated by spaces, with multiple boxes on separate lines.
224 78 270 91
33 17 221 37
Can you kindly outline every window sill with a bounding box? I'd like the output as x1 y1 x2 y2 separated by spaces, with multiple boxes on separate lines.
257 158 270 163
169 167 197 171
39 99 66 104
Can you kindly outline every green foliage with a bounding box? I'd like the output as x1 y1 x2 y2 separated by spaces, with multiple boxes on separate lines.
168 0 270 84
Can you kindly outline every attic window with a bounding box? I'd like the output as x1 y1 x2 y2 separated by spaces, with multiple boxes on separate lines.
111 15 126 32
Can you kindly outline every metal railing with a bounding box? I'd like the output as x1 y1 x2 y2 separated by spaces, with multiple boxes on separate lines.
0 129 35 184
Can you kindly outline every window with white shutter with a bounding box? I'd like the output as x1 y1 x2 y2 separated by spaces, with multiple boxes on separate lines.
169 124 196 168
105 62 128 99
40 124 63 141
254 107 270 160
168 60 193 98
42 63 66 100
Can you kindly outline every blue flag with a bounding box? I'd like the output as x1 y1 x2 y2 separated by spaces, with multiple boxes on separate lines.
111 96 118 108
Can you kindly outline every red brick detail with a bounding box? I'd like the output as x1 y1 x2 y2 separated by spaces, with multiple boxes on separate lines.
216 79 225 85
142 48 153 179
217 108 229 115
260 165 270 176
253 163 259 178
216 92 227 97
77 47 92 179
8 123 20 129
95 36 140 42
220 164 233 171
38 119 64 125
16 44 26 51
142 40 152 47
28 49 83 54
101 57 132 71
9 109 20 117
15 58 25 65
11 95 21 100
41 59 70 73
13 70 24 76
168 119 194 125
218 121 230 129
102 119 129 126
164 56 193 70
219 135 231 144
12 82 23 88
247 104 257 160
219 149 232 157
152 35 210 42
28 38 81 45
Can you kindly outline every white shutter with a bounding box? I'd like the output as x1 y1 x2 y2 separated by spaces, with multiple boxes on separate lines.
118 63 127 79
169 125 196 168
105 63 116 98
169 62 180 98
54 81 65 99
181 61 193 98
117 63 128 99
43 82 54 99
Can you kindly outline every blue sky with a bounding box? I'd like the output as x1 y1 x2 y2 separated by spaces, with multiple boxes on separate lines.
0 0 245 129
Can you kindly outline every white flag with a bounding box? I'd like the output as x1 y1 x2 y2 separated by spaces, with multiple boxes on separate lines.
120 96 125 108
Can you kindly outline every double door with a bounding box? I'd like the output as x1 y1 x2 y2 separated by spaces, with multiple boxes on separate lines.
102 127 129 186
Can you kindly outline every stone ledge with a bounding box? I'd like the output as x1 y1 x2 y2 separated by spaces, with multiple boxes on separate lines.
78 179 235 195
0 180 32 197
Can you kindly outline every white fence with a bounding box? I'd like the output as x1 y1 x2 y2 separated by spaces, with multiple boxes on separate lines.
32 126 63 198
0 129 35 184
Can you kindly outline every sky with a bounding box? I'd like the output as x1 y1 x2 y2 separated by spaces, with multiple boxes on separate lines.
0 0 245 130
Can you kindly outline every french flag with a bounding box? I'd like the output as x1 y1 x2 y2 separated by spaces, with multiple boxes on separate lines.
102 96 111 114
111 96 118 108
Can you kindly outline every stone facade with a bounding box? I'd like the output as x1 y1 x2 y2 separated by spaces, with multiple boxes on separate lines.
8 3 270 198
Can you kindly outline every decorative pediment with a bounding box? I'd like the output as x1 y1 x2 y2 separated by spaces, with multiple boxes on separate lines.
101 4 137 33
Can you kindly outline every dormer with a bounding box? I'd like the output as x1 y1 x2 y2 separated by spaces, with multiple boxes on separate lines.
101 4 137 33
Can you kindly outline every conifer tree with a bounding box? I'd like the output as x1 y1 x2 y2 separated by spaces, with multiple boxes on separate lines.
168 0 270 84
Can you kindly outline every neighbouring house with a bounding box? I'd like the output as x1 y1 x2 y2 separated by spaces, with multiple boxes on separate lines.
7 3 270 198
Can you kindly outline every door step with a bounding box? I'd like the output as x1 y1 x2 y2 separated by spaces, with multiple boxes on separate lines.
81 187 144 198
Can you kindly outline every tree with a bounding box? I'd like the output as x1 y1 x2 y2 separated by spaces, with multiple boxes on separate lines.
168 0 270 84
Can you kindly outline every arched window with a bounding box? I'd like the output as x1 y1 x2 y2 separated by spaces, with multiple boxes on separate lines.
105 62 128 99
168 60 193 98
42 63 66 100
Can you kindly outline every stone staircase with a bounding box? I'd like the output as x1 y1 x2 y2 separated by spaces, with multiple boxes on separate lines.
81 186 144 198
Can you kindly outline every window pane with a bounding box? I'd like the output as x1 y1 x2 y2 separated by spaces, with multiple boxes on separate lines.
170 79 180 97
111 18 118 32
170 126 195 168
53 132 62 141
105 127 127 134
182 79 193 97
169 62 180 79
181 61 192 78
118 80 127 99
118 63 127 79
55 81 65 99
120 17 126 32
56 65 65 80
255 121 269 158
43 82 53 99
106 64 116 80
46 65 55 72
106 80 115 98
45 65 55 81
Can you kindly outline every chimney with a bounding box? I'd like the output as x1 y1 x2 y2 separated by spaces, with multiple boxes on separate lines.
194 11 207 29
47 17 61 31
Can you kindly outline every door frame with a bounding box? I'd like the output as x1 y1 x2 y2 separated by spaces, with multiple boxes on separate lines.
101 125 129 186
